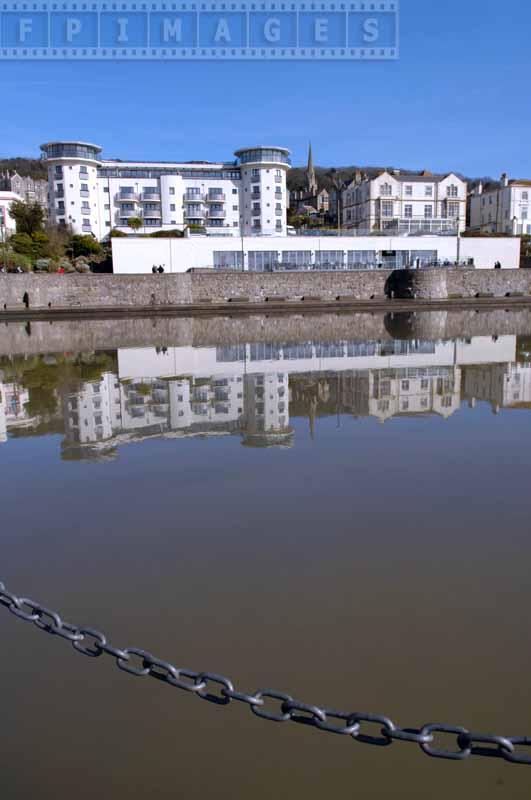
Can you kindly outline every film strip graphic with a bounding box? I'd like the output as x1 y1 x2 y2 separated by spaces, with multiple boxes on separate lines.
0 0 398 58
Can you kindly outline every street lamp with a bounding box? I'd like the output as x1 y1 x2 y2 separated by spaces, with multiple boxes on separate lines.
329 169 343 234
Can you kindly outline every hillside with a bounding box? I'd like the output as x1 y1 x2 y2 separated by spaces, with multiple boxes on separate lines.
0 157 47 180
0 155 495 193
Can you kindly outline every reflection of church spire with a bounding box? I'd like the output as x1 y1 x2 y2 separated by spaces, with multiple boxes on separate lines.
307 142 318 196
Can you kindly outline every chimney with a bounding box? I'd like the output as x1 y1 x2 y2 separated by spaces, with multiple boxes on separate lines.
501 173 509 187
477 181 483 195
393 169 400 176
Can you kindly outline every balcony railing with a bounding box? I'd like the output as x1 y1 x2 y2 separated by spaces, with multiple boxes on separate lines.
117 193 139 202
208 210 226 218
206 193 226 202
184 194 205 202
118 208 138 218
142 209 162 218
379 217 460 234
184 210 205 219
141 193 161 202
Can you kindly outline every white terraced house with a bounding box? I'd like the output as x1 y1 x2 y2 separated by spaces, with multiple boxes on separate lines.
40 141 291 241
342 170 467 234
468 174 531 235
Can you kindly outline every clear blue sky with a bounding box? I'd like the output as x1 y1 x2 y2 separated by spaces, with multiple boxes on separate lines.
1 0 530 177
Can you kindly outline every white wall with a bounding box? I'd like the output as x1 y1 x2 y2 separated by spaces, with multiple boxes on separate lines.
0 191 22 235
112 234 521 274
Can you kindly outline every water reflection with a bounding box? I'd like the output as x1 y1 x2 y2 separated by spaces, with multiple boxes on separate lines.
2 332 531 460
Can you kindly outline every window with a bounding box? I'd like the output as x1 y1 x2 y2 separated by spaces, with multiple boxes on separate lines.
424 205 433 218
232 188 238 194
248 251 278 272
315 251 344 267
281 251 312 268
170 204 175 212
213 251 243 269
522 192 529 201
380 183 392 197
54 166 63 177
522 209 528 220
447 184 458 197
382 201 394 217
251 168 260 180
447 201 460 218
401 381 410 391
404 204 413 218
425 185 433 196
405 185 413 196
103 186 109 193
275 220 282 230
169 187 175 195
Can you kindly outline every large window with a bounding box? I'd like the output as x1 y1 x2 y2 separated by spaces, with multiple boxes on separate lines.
404 204 413 218
447 184 459 197
315 251 344 268
382 201 394 217
213 251 243 270
447 201 460 218
281 251 312 269
424 205 433 219
347 250 377 268
410 250 437 266
380 183 392 197
248 251 278 272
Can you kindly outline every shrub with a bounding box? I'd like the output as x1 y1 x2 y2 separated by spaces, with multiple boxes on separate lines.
6 252 32 271
110 228 127 238
34 258 52 272
71 234 102 257
149 229 184 238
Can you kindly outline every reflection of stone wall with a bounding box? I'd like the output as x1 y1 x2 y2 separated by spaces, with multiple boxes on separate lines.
3 308 531 356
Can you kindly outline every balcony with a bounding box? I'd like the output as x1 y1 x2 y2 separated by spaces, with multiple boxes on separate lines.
118 208 138 218
184 194 205 203
184 210 205 220
117 192 139 202
80 190 90 198
142 209 162 219
252 207 261 216
141 193 161 203
206 193 226 202
208 209 226 219
379 216 459 235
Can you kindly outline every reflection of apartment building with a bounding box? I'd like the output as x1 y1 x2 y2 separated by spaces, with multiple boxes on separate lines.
242 373 292 447
463 362 531 413
62 372 122 445
168 376 243 433
368 367 462 422
0 381 34 442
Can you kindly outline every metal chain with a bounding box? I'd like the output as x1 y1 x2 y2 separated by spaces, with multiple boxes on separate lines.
1 580 530 766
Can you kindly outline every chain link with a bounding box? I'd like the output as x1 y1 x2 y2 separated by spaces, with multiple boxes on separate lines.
1 580 529 766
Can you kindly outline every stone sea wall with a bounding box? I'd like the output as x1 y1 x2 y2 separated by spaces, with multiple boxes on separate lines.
1 269 531 314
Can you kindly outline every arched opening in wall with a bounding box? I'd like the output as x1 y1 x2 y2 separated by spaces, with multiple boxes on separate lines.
23 292 29 308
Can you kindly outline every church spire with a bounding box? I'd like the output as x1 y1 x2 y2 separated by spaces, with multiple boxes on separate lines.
306 141 317 196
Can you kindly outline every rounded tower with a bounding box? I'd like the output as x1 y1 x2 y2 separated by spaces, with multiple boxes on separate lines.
40 141 102 237
234 146 290 237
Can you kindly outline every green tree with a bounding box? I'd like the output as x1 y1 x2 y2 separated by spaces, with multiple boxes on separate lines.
9 200 45 236
9 232 34 257
70 234 102 258
127 217 143 234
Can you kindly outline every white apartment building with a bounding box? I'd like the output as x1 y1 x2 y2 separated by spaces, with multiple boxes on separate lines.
40 142 290 240
342 170 467 234
468 174 531 235
0 190 22 236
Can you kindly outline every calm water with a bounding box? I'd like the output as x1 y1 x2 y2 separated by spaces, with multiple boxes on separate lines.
2 311 531 798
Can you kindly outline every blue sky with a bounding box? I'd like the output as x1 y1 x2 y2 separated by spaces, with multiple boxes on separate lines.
1 0 530 177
